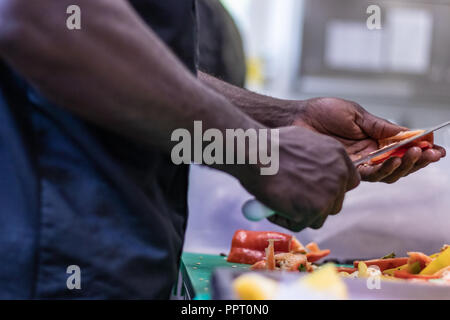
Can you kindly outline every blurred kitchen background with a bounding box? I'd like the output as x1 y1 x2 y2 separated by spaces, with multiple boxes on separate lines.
184 0 450 261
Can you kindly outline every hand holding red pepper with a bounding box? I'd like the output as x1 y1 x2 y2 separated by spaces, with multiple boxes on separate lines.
292 98 446 183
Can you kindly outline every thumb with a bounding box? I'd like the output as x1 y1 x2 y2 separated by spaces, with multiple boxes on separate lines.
357 110 408 140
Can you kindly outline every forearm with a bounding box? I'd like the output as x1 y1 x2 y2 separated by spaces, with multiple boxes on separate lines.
198 71 302 128
0 0 262 157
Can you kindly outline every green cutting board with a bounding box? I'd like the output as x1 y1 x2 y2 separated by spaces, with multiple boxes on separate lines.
180 252 249 299
179 252 353 300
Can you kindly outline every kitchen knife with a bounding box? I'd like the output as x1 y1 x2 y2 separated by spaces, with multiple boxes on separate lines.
243 120 450 222
353 120 450 166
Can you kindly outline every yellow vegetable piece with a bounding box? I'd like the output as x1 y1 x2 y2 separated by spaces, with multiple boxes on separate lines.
383 263 409 276
420 247 450 275
380 275 402 282
358 261 368 278
232 273 278 300
301 264 348 299
408 261 422 274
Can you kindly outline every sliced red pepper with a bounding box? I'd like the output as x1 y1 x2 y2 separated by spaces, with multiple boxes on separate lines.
370 131 434 165
266 239 277 271
306 242 320 252
227 248 265 265
407 251 433 270
371 147 408 165
378 130 434 148
306 249 331 263
250 260 267 270
394 270 440 280
304 242 330 263
354 258 409 272
336 267 358 274
227 230 292 265
291 238 307 254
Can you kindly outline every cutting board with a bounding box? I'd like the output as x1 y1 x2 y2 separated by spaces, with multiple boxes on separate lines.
180 252 249 299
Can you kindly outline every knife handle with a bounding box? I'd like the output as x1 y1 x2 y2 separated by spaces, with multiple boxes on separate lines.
242 199 276 222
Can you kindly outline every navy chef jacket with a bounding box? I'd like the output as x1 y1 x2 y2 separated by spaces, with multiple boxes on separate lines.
0 0 196 299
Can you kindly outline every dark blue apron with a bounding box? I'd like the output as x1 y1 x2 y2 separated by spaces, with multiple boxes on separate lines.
0 0 196 299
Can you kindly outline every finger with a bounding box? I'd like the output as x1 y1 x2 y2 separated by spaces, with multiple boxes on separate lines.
435 145 446 158
310 198 333 229
342 152 361 191
310 215 328 229
358 156 402 182
347 166 361 191
311 190 344 229
328 185 346 216
427 145 446 159
416 147 443 165
267 214 308 233
356 108 408 140
406 147 445 176
382 147 422 183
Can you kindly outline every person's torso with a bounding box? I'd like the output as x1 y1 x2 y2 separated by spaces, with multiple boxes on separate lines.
0 0 196 299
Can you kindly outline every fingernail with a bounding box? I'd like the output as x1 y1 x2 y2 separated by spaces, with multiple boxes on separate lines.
429 150 439 157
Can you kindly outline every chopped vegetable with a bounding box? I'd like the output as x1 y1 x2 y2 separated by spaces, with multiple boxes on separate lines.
358 261 369 277
233 264 348 300
407 252 433 270
306 242 320 252
432 266 450 278
230 230 450 285
298 264 307 272
306 249 331 263
369 130 434 165
378 130 433 148
370 148 408 165
227 230 293 264
354 258 409 271
407 262 422 275
393 270 440 280
383 263 409 276
300 264 348 299
229 230 330 270
380 252 396 259
265 239 279 271
304 242 330 263
291 238 307 254
336 267 357 274
420 247 450 275
233 273 278 300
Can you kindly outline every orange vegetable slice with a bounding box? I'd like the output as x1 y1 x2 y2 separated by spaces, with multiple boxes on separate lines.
369 130 434 165
354 258 409 272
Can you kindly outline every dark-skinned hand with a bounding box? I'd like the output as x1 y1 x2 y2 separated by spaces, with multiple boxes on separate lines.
292 98 446 183
228 126 360 232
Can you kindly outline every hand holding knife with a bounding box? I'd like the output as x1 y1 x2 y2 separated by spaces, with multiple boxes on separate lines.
243 121 450 222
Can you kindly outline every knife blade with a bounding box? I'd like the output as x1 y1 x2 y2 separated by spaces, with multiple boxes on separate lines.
243 120 450 222
353 120 450 167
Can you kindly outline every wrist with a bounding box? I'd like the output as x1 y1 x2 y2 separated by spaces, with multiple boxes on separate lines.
256 98 306 128
286 99 307 124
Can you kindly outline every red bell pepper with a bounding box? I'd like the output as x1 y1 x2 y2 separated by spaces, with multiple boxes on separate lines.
306 249 331 263
378 130 434 148
336 267 358 274
407 251 433 270
393 270 440 280
370 148 408 165
306 242 320 252
227 230 292 265
305 242 330 263
370 131 434 165
354 258 409 271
